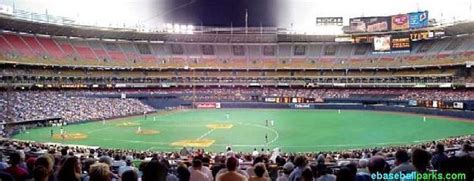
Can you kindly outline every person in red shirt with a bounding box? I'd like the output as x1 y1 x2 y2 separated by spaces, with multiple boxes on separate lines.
5 152 29 181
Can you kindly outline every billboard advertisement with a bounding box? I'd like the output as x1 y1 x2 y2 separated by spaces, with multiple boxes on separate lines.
366 17 390 32
349 18 367 32
195 102 217 109
294 104 312 109
350 17 390 32
409 11 429 29
373 35 391 51
391 14 409 30
391 33 411 51
316 17 343 26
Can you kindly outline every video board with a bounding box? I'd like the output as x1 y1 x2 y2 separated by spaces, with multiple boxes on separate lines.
373 36 391 51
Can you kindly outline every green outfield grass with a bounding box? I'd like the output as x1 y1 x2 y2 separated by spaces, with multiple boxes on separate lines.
12 109 474 152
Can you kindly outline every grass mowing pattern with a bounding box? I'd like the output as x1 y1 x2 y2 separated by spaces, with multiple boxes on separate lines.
13 109 474 152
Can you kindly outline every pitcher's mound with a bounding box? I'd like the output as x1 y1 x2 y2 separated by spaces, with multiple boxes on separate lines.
171 139 215 147
136 129 160 135
206 124 233 129
52 133 88 140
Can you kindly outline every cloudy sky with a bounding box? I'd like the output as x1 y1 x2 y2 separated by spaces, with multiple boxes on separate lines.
1 0 472 29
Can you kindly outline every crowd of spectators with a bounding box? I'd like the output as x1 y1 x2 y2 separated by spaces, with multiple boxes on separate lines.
0 91 155 123
98 88 473 102
1 88 472 124
0 135 471 181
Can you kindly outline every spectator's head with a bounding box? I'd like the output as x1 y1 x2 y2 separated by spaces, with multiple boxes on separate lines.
33 155 54 181
57 156 81 181
283 162 294 175
253 156 264 165
462 142 472 152
337 163 357 181
225 157 239 171
253 163 266 178
435 143 445 153
176 163 190 181
121 169 138 181
33 164 50 181
412 148 432 173
192 158 202 169
368 156 388 174
294 155 307 168
142 160 167 181
395 149 410 165
9 151 22 166
358 159 368 169
301 167 313 181
89 163 111 181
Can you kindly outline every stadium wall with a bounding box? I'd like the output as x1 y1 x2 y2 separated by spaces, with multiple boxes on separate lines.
218 102 474 120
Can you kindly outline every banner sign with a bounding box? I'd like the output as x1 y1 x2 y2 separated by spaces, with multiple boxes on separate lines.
453 102 464 109
294 104 312 109
195 102 217 109
316 17 343 26
409 11 429 29
391 14 409 30
366 17 390 32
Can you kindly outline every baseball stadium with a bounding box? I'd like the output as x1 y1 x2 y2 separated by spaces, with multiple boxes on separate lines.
0 0 474 180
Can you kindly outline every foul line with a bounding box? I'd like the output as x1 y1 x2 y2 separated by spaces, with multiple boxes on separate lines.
196 128 216 140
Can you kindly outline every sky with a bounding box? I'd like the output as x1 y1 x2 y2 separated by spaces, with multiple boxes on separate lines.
1 0 473 30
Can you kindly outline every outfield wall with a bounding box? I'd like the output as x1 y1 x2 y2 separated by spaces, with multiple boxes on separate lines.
219 102 474 120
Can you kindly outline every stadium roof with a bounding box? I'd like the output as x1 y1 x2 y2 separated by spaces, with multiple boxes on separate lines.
1 14 473 43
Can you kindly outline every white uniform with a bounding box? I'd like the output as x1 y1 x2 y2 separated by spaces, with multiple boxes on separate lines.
137 126 142 133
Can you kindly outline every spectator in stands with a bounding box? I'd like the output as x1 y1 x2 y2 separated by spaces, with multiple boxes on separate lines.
390 149 416 173
211 155 226 178
112 155 126 168
189 158 211 181
249 163 269 181
57 156 81 181
277 162 294 181
118 159 137 176
5 151 28 181
289 156 308 181
142 159 178 181
336 163 357 181
431 143 448 170
300 167 313 181
121 169 138 181
33 155 54 181
216 157 247 181
177 163 190 181
0 153 9 170
88 163 111 181
411 148 432 173
246 156 269 178
455 142 473 157
367 156 389 175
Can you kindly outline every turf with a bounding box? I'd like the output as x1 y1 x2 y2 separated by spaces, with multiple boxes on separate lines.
12 109 474 152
